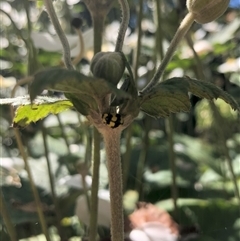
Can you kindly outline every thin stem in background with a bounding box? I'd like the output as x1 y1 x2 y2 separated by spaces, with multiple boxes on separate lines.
0 9 28 47
11 88 51 241
135 118 150 200
155 0 164 62
88 9 105 241
44 0 74 70
56 114 71 154
102 129 124 241
72 28 85 66
81 126 92 213
89 128 101 241
141 12 195 94
115 0 130 52
0 190 18 241
165 115 178 218
133 0 143 80
12 130 51 241
23 0 38 74
41 125 67 241
156 0 178 218
185 33 240 204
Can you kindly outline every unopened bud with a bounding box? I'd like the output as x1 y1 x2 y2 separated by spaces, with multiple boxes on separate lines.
90 52 125 85
187 0 230 24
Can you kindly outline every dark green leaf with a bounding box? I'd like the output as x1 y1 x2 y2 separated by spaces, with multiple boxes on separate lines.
140 77 239 118
140 79 191 118
30 68 131 115
186 76 239 110
13 100 73 127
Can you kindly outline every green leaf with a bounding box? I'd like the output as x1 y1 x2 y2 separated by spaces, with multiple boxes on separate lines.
30 68 131 115
13 100 73 127
186 76 239 110
140 79 191 118
140 77 239 118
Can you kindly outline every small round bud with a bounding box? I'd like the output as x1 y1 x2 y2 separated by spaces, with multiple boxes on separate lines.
71 17 83 29
90 52 125 85
187 0 230 24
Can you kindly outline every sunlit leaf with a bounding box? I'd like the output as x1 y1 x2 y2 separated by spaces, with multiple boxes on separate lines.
13 100 73 127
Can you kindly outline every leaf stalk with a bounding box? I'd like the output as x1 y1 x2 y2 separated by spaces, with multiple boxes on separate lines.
141 12 195 94
115 0 130 52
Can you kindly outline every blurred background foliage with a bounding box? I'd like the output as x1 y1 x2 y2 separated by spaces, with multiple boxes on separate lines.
0 0 240 240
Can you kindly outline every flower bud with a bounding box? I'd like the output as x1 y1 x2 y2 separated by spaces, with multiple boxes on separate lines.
187 0 230 24
90 52 125 85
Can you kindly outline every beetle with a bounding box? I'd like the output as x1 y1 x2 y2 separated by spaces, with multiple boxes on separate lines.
102 113 123 128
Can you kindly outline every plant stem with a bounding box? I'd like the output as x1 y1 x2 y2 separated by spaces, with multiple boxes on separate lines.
12 128 51 241
91 13 104 54
72 28 85 66
44 0 74 70
41 125 67 241
115 0 130 52
133 0 143 80
102 129 124 241
56 114 71 154
155 0 164 62
88 9 105 241
0 9 28 47
89 128 101 241
141 12 195 94
165 115 178 218
11 89 51 241
0 190 18 241
122 125 133 192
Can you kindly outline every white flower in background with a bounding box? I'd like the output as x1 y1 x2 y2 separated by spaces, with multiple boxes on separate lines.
0 157 24 187
129 222 178 241
218 57 240 73
75 189 111 227
31 32 80 52
58 174 92 190
128 203 179 241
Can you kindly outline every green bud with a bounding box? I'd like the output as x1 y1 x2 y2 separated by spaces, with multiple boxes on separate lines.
90 52 125 85
187 0 230 24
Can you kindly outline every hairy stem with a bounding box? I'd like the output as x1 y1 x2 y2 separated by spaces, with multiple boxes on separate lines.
122 125 133 192
44 0 74 70
115 0 130 52
141 12 195 94
102 129 124 241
